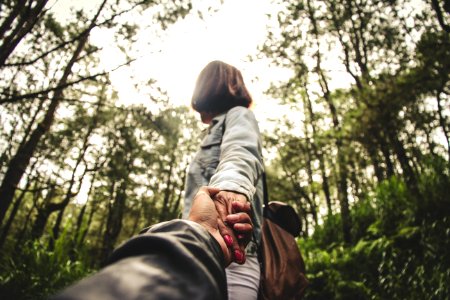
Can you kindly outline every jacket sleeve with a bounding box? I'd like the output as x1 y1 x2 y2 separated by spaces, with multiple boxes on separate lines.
209 106 263 202
52 220 227 300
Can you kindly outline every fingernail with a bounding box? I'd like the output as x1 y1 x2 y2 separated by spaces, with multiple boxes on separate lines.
224 235 233 247
234 250 244 263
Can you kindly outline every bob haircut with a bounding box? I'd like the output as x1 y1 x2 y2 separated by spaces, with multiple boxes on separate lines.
191 60 252 114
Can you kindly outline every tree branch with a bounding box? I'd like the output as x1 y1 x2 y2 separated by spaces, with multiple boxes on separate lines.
0 58 135 104
432 0 450 33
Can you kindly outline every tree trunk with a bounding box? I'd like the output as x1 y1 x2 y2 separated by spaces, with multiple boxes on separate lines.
30 184 57 239
158 153 175 222
51 168 85 244
436 90 450 160
304 119 319 223
375 130 395 178
51 106 99 242
432 0 450 33
73 170 97 247
0 119 19 172
307 0 351 242
389 131 418 191
170 170 186 219
366 141 384 183
13 197 37 252
0 0 49 67
303 88 333 215
336 142 352 244
101 180 128 264
0 182 29 248
349 156 362 201
78 201 96 249
291 176 318 225
0 164 37 248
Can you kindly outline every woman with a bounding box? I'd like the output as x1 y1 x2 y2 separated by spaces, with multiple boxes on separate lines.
183 60 264 300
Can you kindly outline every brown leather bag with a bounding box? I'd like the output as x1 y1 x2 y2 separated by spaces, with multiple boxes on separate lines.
258 174 308 300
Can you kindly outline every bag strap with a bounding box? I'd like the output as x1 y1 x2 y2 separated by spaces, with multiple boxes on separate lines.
262 172 269 208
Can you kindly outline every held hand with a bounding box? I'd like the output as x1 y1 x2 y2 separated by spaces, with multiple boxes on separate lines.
187 186 234 266
213 191 253 265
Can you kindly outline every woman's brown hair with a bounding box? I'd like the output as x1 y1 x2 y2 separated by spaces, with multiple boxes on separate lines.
191 60 252 113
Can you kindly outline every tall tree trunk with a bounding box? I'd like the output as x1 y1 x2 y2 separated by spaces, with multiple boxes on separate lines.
69 173 97 260
436 90 450 160
307 0 351 243
389 131 418 191
304 120 318 221
30 183 57 239
101 180 128 264
50 167 85 244
379 135 395 178
432 0 450 33
51 100 100 242
327 0 363 90
349 156 362 201
0 118 19 171
78 200 96 249
336 142 351 243
73 169 97 247
170 170 186 218
159 153 175 222
366 141 384 183
303 86 333 215
13 196 37 252
1 97 47 178
0 0 49 66
0 157 38 248
0 0 107 224
301 202 308 238
288 172 318 225
345 0 370 81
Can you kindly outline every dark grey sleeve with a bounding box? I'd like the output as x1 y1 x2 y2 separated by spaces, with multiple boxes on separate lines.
52 220 227 300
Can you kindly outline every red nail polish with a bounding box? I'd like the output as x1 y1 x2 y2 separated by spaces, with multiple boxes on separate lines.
224 235 233 247
234 250 244 263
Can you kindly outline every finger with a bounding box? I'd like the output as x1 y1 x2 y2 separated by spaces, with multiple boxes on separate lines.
225 212 252 225
216 217 245 264
231 201 251 214
233 223 253 233
214 192 234 212
213 192 246 264
237 233 251 258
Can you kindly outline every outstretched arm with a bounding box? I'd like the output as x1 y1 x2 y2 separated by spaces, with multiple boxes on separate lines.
53 187 231 300
210 106 263 262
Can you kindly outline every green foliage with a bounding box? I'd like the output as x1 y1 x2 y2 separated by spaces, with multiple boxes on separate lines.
374 177 413 235
350 198 376 242
301 160 450 299
310 214 344 248
0 228 92 300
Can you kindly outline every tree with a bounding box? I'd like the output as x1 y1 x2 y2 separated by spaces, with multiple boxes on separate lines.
0 0 108 224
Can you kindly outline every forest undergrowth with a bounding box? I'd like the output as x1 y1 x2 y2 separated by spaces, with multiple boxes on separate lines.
301 157 450 300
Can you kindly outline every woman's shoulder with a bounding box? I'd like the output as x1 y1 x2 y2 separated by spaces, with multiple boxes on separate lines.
227 106 256 120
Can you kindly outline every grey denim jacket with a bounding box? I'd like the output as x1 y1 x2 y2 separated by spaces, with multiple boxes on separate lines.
183 106 264 255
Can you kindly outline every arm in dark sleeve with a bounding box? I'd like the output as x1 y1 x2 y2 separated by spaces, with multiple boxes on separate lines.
52 220 227 300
